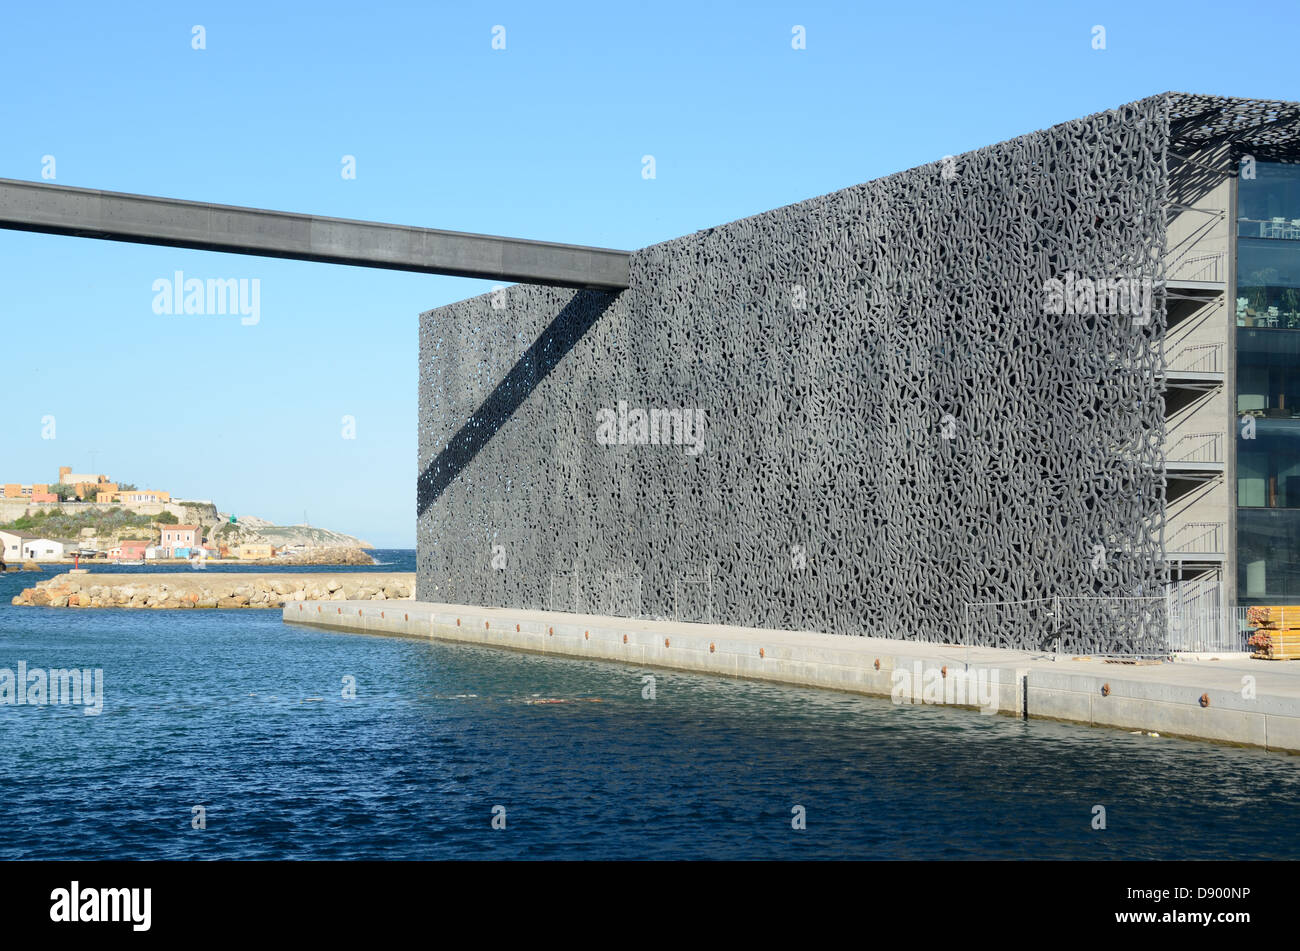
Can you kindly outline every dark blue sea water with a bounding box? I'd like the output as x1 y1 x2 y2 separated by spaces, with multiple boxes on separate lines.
0 549 1297 859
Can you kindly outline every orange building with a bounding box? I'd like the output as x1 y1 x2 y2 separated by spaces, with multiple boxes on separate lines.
74 481 118 501
5 468 169 505
4 483 51 500
55 468 115 500
119 489 170 503
58 466 107 485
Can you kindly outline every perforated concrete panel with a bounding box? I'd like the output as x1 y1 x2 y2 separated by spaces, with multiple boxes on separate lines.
418 95 1198 653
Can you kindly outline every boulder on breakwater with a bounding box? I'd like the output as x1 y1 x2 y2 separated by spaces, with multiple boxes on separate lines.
272 547 375 566
10 572 415 609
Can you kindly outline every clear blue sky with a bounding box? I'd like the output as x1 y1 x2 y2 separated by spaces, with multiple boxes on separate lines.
1 1 1296 547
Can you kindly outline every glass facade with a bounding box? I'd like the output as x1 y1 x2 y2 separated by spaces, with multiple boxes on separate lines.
1237 162 1300 600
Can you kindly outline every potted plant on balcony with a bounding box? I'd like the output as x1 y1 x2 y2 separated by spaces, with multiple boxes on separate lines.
1246 285 1269 325
1283 288 1300 328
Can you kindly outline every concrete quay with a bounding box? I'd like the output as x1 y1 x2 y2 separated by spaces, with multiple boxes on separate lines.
285 600 1300 754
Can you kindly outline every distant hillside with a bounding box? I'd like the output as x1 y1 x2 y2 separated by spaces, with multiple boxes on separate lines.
211 520 372 550
1 502 372 554
246 524 373 550
0 507 159 545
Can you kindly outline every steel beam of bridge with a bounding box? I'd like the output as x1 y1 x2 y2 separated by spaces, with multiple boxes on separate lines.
0 178 631 290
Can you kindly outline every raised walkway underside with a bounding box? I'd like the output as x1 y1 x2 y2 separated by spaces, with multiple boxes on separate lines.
285 600 1300 754
0 178 631 289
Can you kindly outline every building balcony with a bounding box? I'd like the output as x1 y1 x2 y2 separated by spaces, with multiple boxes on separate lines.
1163 342 1225 394
1168 253 1227 290
1166 203 1228 296
1165 431 1225 501
1164 520 1226 573
1167 431 1225 467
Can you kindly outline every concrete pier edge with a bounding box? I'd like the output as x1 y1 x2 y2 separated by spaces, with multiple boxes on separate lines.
284 600 1300 754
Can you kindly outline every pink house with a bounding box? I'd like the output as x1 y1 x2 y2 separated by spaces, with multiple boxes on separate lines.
119 540 150 560
160 525 201 555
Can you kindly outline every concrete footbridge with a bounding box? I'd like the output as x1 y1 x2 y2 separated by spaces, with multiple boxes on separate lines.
0 177 631 290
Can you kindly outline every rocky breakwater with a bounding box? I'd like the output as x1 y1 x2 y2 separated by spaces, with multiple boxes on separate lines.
273 547 374 566
10 572 415 609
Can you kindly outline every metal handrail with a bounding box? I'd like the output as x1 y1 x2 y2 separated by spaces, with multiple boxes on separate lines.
1168 431 1223 464
1166 205 1227 283
1168 342 1223 373
1169 251 1225 283
1168 521 1225 553
1168 578 1240 652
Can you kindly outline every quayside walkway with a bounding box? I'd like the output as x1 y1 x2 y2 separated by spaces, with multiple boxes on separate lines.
284 600 1300 754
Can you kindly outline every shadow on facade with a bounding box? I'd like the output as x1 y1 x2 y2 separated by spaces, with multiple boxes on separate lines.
416 288 621 517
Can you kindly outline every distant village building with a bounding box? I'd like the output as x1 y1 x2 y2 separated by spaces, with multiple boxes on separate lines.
0 529 35 562
118 540 150 560
119 490 170 504
78 482 117 500
110 540 151 561
3 483 53 501
159 525 200 558
58 467 117 501
1 468 169 506
236 544 275 560
0 530 75 562
19 537 75 561
58 468 100 485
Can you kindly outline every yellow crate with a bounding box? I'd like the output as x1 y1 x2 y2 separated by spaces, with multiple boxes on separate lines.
1255 606 1300 625
1252 632 1300 660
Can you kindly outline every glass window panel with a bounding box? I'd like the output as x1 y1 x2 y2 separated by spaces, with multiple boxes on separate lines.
1237 162 1300 236
1238 509 1300 601
1237 163 1300 328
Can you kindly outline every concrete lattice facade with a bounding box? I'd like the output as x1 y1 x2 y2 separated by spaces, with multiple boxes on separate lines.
418 93 1299 654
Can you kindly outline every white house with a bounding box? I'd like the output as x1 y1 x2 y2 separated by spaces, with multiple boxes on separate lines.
0 530 34 563
20 537 69 562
